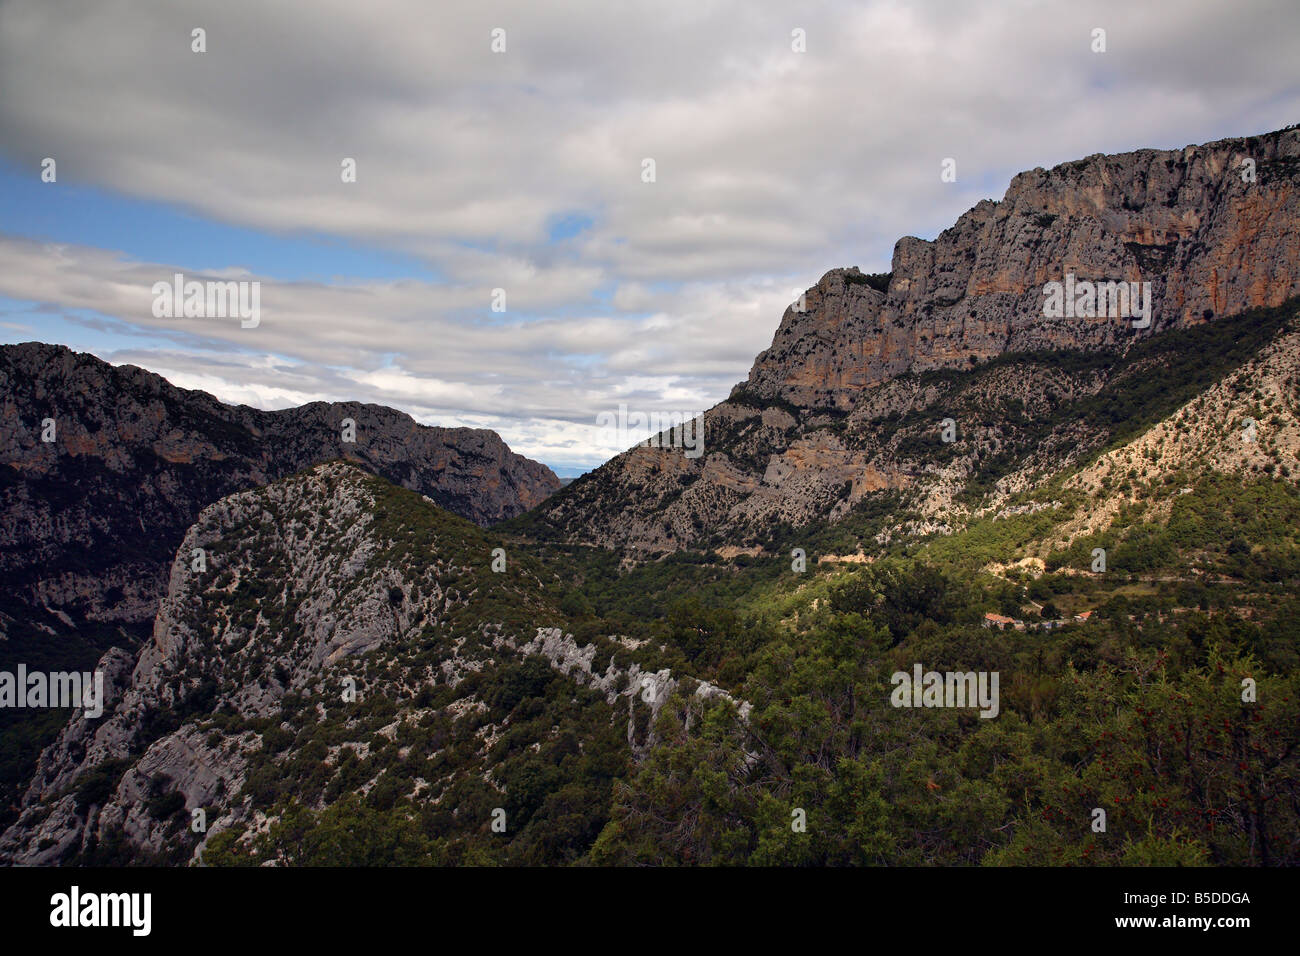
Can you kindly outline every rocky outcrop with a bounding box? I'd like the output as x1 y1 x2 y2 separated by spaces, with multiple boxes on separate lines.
498 626 750 754
0 463 445 862
0 462 731 864
0 342 560 633
747 126 1300 408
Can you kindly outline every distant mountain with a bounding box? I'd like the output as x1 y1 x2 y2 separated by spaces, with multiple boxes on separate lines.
547 465 592 481
0 341 560 628
516 125 1300 553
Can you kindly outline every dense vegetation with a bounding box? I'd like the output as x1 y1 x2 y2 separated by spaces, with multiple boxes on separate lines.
591 554 1299 865
197 460 1300 866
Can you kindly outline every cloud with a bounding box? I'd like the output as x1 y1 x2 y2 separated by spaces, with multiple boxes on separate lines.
0 235 776 464
1 0 1298 466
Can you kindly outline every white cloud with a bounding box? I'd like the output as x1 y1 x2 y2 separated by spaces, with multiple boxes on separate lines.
1 0 1297 466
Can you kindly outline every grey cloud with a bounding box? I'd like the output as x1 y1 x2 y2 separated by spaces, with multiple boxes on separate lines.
1 0 1298 465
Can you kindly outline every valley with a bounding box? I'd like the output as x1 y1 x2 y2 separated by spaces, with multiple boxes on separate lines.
3 126 1299 867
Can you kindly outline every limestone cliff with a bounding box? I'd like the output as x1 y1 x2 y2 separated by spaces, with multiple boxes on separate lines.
519 125 1300 553
0 463 735 864
747 126 1300 408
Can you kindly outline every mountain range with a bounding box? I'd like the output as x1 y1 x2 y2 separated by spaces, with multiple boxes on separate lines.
2 125 1298 865
522 125 1300 553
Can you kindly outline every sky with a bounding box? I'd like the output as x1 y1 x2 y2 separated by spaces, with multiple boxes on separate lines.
1 0 1297 475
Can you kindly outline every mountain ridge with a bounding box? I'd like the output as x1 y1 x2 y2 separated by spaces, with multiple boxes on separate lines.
518 124 1300 554
0 461 732 864
747 125 1300 406
0 340 560 630
0 342 561 817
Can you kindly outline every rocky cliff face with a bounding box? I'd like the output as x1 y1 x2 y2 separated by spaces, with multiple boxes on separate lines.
521 126 1300 553
747 126 1300 408
0 342 560 636
0 463 736 864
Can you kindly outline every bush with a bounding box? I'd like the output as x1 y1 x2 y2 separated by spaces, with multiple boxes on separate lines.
73 758 132 813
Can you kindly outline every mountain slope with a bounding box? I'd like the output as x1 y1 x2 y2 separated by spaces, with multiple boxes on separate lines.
517 125 1300 554
0 462 738 864
0 340 558 631
0 343 561 822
